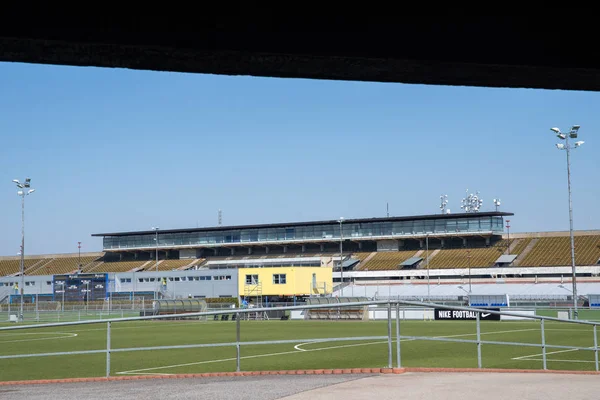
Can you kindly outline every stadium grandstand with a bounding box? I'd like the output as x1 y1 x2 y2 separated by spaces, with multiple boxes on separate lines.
2 211 600 308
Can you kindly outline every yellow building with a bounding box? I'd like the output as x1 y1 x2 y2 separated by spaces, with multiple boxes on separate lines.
238 266 332 298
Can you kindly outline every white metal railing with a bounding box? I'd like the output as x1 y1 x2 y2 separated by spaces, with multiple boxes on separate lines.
0 300 599 379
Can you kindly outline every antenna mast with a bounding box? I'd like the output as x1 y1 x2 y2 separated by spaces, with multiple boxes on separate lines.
218 209 222 226
440 194 449 214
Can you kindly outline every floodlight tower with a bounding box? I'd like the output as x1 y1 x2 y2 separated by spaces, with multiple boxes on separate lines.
440 195 448 214
78 242 82 271
152 226 159 300
493 198 501 212
151 226 160 272
338 217 345 291
550 125 584 319
12 177 35 322
425 233 430 301
461 189 483 213
505 219 511 255
467 249 472 293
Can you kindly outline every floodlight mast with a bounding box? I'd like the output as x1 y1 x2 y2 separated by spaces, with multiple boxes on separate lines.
152 226 160 300
493 198 501 212
461 189 483 213
552 125 584 320
13 177 35 322
338 217 345 293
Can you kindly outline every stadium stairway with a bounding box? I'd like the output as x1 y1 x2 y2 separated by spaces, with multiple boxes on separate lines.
356 252 377 270
24 259 54 275
512 238 539 267
138 261 155 271
422 249 440 267
85 260 104 273
506 239 520 255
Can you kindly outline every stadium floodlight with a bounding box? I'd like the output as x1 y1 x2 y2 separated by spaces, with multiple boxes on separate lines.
570 125 580 138
550 125 586 320
461 189 483 213
13 177 36 322
493 198 501 212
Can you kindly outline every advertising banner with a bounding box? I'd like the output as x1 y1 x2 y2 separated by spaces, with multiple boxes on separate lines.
434 308 501 321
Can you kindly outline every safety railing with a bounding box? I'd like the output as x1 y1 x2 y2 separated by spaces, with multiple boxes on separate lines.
0 299 599 378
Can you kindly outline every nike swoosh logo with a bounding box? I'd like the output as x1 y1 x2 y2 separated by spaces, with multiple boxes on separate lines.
481 313 491 317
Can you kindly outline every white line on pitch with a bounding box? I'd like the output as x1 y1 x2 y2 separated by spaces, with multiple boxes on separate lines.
118 327 538 375
294 327 541 351
514 358 596 364
116 341 391 375
0 332 77 344
512 346 595 361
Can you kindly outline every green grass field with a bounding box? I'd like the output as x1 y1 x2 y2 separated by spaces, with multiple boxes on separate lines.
0 318 598 381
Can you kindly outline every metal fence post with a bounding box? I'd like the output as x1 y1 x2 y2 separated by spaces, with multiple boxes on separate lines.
541 319 547 370
476 312 482 368
236 312 241 372
594 324 599 372
395 302 401 368
106 321 111 377
387 302 392 368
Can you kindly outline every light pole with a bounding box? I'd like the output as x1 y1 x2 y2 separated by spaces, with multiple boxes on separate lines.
467 249 472 293
78 241 82 272
426 233 430 301
551 125 584 319
458 285 470 305
338 217 344 293
13 178 35 322
506 219 511 255
152 226 159 300
151 226 160 272
493 198 501 212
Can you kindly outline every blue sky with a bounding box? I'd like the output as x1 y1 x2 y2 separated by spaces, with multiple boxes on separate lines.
0 62 598 256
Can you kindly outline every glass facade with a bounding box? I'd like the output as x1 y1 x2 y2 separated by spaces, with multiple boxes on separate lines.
102 216 505 250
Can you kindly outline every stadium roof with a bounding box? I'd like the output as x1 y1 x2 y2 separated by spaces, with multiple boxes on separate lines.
91 211 513 237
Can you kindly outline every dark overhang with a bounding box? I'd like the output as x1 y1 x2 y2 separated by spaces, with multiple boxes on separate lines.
91 211 513 237
1 17 600 91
